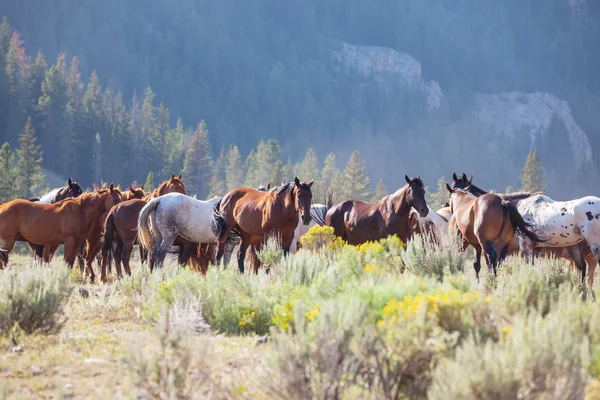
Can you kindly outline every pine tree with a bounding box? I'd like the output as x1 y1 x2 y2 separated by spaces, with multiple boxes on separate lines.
427 176 449 208
144 171 155 193
93 133 102 184
26 50 46 128
181 120 213 197
162 117 185 179
80 70 105 183
208 145 226 198
296 148 321 196
321 152 339 201
16 118 45 198
340 151 370 201
247 139 282 187
0 18 11 139
505 185 514 194
5 31 31 142
370 178 387 202
0 142 17 200
520 148 546 193
244 149 258 187
225 145 244 190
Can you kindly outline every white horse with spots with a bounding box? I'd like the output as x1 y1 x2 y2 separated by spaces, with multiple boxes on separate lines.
518 194 600 284
137 193 226 269
409 207 450 245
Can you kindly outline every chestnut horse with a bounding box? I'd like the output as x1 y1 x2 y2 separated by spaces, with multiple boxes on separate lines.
100 174 187 280
0 185 122 271
450 172 597 286
326 175 428 245
216 177 314 273
446 185 544 280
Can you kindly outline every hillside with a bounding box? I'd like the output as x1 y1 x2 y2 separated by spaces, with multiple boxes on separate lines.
2 1 600 196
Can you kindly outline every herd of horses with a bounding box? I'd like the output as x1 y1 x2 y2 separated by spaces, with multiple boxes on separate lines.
0 171 599 288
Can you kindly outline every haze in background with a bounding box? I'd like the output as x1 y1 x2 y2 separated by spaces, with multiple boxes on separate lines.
2 0 599 197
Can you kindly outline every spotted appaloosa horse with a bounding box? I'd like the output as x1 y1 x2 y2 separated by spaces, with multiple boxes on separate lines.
326 175 428 245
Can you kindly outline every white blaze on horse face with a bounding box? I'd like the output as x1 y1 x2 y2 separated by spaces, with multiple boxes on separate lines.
518 194 600 250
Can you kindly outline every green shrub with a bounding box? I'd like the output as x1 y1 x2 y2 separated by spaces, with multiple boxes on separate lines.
271 249 329 286
429 310 590 399
0 266 73 335
402 234 465 282
257 235 284 269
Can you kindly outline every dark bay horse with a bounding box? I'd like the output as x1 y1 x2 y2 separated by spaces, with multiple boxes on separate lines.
217 177 314 273
326 175 428 245
450 172 597 285
0 185 122 270
81 185 144 282
100 174 187 280
446 184 543 280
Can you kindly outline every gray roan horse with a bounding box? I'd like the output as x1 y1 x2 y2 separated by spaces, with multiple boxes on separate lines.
137 193 228 269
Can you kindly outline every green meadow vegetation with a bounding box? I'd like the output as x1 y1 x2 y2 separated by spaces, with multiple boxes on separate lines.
1 226 600 399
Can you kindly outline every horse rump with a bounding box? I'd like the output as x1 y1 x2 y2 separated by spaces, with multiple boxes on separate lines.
502 200 546 243
137 197 161 253
211 205 228 241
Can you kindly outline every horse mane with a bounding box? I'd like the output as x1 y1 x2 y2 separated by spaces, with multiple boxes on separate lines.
465 184 488 196
503 191 540 201
37 187 63 204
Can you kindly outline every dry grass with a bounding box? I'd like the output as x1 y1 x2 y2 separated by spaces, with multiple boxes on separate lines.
0 254 269 400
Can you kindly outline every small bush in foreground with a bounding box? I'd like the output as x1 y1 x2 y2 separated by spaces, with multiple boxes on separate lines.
300 225 335 251
0 266 73 335
403 234 466 282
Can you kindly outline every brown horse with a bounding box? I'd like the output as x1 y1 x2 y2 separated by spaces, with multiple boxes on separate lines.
100 174 187 281
446 184 544 280
0 185 122 271
451 172 597 285
216 177 314 273
326 175 428 245
80 185 144 282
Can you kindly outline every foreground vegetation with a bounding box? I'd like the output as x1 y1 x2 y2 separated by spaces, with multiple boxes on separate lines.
2 228 600 399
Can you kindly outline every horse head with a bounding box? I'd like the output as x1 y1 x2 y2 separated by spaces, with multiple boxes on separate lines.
104 184 123 210
65 177 84 198
293 177 314 225
128 185 145 199
405 175 428 218
159 173 187 196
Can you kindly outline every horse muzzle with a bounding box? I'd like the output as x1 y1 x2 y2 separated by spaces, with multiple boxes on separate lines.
302 214 312 226
418 208 429 218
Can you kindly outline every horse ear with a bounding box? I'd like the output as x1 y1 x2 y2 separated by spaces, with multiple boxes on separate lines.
171 173 175 180
462 173 468 181
307 179 314 188
446 183 454 194
452 173 458 182
294 177 300 186
177 173 182 180
140 184 144 190
109 183 114 191
68 178 72 186
267 182 271 190
405 175 411 185
468 174 473 184
129 185 134 191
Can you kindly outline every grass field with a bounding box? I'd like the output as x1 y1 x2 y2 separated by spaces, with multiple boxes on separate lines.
1 229 600 399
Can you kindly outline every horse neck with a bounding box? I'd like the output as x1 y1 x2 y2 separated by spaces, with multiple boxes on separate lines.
77 193 108 223
273 189 297 218
387 186 411 217
468 184 488 196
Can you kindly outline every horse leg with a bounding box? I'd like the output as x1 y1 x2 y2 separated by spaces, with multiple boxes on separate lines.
567 243 587 285
473 246 482 282
121 242 134 277
480 240 498 276
0 236 17 267
154 234 176 270
281 235 294 257
32 244 44 266
237 239 250 274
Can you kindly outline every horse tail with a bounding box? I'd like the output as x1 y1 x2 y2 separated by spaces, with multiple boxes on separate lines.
138 198 160 254
502 200 545 243
211 205 228 241
102 212 117 270
311 205 328 227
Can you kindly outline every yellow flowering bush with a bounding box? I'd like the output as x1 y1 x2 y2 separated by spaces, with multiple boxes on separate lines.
300 225 336 251
356 235 404 274
379 289 496 340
